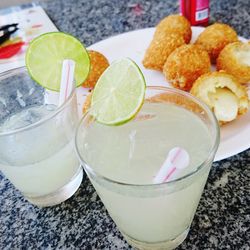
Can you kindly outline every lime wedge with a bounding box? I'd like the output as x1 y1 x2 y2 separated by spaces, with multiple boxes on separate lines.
25 32 90 91
91 58 146 125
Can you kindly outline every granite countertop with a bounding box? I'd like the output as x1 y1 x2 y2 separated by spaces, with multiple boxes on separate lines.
0 0 249 249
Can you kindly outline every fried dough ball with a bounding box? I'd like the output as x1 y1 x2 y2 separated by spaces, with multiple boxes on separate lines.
142 33 185 71
195 23 238 62
82 50 109 88
217 42 250 83
163 44 211 91
146 92 203 115
191 71 249 124
154 14 192 43
82 91 92 113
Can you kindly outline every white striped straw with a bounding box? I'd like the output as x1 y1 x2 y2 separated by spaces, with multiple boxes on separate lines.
153 147 190 184
58 59 76 106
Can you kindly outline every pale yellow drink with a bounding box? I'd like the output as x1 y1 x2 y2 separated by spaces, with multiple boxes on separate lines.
76 88 219 250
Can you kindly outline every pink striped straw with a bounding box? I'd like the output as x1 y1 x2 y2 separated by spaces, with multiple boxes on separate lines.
153 147 190 184
58 59 75 106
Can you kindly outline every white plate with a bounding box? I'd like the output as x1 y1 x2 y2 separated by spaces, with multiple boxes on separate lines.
77 27 250 162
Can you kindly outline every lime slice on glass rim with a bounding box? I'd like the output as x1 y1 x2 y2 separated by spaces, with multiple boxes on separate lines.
25 32 90 91
90 58 146 125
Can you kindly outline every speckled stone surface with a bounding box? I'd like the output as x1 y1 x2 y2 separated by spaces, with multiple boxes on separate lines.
0 0 250 249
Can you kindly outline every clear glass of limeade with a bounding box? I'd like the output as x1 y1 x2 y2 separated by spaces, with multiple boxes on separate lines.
0 67 83 207
75 86 220 249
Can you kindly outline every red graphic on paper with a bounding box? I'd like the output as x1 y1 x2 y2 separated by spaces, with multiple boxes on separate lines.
31 24 43 29
0 41 25 59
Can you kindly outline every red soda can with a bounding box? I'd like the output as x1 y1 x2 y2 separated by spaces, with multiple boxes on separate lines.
180 0 209 26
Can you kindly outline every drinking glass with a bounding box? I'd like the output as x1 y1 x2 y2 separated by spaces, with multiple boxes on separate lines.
75 86 220 249
0 67 83 207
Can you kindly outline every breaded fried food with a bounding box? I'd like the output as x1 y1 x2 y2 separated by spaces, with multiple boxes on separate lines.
146 92 203 114
217 42 250 83
195 23 238 62
154 14 192 43
142 33 185 71
82 91 92 113
82 50 109 88
163 44 211 91
191 71 249 124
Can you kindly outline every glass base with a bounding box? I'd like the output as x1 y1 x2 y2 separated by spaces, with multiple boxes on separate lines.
25 167 83 207
122 228 189 250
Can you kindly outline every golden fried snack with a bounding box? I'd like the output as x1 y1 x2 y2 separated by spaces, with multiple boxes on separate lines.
154 14 192 43
163 44 211 91
191 71 249 124
146 92 203 114
195 23 238 62
82 50 109 88
142 33 185 71
217 42 250 83
82 91 92 113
